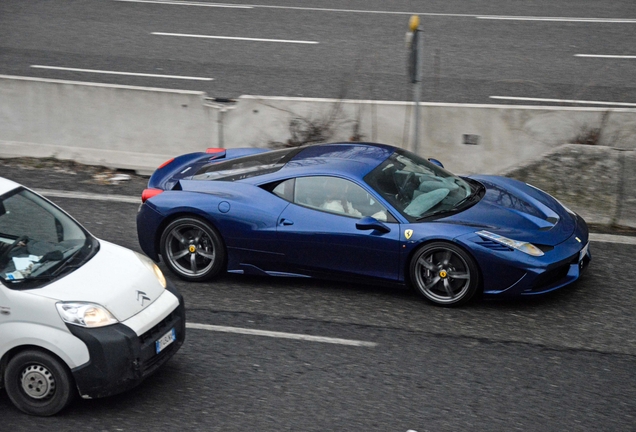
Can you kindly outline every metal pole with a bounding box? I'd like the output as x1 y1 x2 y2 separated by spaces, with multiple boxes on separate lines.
413 28 422 155
408 16 422 155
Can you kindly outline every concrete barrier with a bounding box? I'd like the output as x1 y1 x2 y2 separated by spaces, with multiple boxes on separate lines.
501 144 636 229
1 75 635 229
0 75 217 172
228 95 636 175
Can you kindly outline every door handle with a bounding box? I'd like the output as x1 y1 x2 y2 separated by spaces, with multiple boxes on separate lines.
279 218 294 226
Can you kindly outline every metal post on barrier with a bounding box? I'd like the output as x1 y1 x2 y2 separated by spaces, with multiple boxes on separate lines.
407 15 423 154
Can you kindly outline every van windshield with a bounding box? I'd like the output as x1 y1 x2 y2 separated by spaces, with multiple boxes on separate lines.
0 188 97 288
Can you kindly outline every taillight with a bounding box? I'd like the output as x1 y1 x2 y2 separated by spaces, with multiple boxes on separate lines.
206 148 224 153
142 188 163 203
158 158 174 169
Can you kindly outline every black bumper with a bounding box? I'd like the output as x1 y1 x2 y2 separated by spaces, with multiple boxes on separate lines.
67 282 186 399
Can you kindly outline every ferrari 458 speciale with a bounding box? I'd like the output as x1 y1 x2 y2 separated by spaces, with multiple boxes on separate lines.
137 142 591 306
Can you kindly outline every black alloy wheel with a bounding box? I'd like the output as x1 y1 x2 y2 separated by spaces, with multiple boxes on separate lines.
160 217 226 281
410 242 480 306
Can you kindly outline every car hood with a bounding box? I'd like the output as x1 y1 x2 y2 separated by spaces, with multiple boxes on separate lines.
443 175 576 246
31 241 166 322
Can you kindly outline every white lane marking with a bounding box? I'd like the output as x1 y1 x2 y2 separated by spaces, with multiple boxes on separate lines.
36 189 140 204
575 54 636 59
186 323 377 347
115 0 252 7
30 65 213 81
489 96 636 107
115 0 636 22
477 16 636 23
590 233 636 245
152 32 319 44
32 190 636 245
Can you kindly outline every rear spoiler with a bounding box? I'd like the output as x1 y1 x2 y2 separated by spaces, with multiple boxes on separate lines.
147 147 269 190
148 149 226 190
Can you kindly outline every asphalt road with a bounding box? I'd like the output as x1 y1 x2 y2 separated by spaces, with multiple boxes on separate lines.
1 0 636 105
0 163 634 431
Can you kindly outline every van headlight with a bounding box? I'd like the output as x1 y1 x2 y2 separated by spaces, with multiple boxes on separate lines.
476 230 544 257
134 251 167 288
56 302 118 328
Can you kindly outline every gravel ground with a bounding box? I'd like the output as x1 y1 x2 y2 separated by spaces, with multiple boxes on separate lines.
0 157 150 196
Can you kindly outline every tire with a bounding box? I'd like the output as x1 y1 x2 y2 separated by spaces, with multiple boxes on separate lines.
410 242 480 306
4 350 75 416
160 216 226 281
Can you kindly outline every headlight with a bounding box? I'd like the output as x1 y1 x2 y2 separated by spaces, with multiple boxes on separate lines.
134 251 167 288
56 302 118 328
476 230 544 257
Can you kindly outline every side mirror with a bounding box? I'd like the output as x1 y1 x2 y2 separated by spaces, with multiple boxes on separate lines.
356 216 391 234
428 158 444 168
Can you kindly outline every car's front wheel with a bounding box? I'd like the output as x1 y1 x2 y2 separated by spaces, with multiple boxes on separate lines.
160 216 226 281
4 350 75 416
410 242 480 306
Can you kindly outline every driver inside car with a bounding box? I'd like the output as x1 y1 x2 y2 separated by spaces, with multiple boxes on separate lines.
321 178 363 217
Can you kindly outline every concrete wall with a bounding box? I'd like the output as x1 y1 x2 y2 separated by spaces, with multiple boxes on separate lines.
0 75 216 172
3 75 636 176
502 144 636 229
229 95 636 175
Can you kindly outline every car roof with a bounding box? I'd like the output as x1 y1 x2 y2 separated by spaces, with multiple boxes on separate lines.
0 177 20 196
281 142 395 179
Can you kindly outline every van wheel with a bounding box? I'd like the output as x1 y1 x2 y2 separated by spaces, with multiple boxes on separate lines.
4 350 75 416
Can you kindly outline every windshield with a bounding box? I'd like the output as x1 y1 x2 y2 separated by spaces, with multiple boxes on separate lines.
364 149 478 221
0 188 97 288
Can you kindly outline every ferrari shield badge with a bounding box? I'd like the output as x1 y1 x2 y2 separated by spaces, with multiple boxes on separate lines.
404 229 413 240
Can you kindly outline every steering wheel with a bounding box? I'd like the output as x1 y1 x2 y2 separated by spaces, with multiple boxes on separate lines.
396 172 415 204
0 236 29 262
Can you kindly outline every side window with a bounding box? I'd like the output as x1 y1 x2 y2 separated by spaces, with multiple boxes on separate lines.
295 177 392 221
0 193 58 243
272 179 295 202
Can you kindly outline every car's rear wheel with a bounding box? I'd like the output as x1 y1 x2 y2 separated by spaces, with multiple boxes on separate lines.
410 242 479 306
4 350 75 416
160 217 225 281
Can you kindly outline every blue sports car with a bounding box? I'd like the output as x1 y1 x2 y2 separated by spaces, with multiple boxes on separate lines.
137 142 591 306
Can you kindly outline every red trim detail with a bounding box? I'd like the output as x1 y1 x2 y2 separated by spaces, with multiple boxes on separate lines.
141 188 163 203
158 158 174 169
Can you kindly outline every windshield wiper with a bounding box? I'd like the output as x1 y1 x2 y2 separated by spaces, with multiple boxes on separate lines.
452 183 484 210
417 209 455 221
416 183 484 221
48 247 85 277
22 247 84 282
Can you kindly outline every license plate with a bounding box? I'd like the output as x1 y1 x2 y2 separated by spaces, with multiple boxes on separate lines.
155 328 176 354
579 242 589 262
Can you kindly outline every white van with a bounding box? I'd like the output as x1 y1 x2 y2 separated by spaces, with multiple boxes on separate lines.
0 177 185 416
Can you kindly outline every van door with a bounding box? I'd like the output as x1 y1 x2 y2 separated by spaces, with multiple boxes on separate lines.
0 284 13 355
